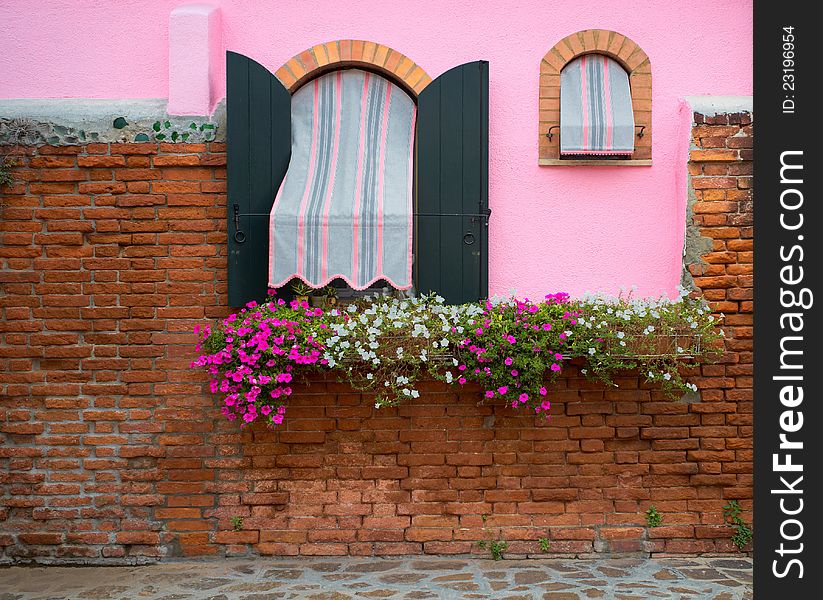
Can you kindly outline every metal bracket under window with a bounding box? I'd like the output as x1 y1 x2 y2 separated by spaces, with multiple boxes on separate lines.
545 124 646 141
232 204 491 244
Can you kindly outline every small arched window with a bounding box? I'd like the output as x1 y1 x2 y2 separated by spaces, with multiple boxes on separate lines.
538 29 651 166
559 54 634 158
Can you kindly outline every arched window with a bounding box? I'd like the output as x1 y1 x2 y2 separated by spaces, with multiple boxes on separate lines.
268 69 416 291
538 30 651 166
226 44 490 306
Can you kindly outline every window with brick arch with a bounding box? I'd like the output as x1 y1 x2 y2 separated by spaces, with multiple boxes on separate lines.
538 30 652 166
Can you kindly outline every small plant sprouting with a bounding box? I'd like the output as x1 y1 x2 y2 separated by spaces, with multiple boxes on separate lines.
477 539 508 561
645 505 662 528
477 514 508 560
230 515 244 531
290 280 314 297
538 537 550 553
723 500 752 550
0 155 13 188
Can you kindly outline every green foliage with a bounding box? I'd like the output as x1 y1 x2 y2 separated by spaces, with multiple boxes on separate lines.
150 119 215 143
192 291 722 428
1 119 35 190
230 515 244 531
565 290 723 395
112 117 129 129
290 280 314 296
723 500 752 550
645 505 662 528
0 155 13 188
538 537 550 552
479 539 508 561
477 514 508 560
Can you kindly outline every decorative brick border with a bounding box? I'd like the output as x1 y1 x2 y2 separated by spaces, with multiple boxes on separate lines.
539 30 652 165
274 40 432 97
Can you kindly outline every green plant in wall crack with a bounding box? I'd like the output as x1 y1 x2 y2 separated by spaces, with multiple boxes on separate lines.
1 118 37 189
0 154 13 188
230 515 244 531
645 505 663 528
477 539 508 561
538 537 551 553
150 119 216 142
477 515 508 560
723 500 752 550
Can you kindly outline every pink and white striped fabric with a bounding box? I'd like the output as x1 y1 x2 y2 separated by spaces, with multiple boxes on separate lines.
560 54 635 156
268 69 416 290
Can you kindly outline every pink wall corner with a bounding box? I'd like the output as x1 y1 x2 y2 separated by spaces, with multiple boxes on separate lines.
168 3 221 115
208 5 224 113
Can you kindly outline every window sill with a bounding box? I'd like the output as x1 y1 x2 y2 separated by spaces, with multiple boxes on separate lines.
538 158 652 167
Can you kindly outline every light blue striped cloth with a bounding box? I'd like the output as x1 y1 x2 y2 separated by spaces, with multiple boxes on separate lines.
269 69 416 290
560 55 635 155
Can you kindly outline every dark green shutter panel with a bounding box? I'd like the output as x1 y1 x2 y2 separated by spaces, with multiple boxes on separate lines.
227 51 291 306
416 60 489 304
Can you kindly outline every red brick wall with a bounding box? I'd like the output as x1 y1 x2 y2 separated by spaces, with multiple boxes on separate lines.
0 115 752 563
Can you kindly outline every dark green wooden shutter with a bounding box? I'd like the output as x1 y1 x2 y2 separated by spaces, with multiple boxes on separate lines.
416 60 489 304
226 51 291 306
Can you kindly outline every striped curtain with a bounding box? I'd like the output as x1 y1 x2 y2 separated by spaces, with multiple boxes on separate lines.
560 54 635 155
268 69 416 290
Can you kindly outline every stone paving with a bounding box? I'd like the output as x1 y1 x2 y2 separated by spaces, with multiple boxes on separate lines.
0 556 752 600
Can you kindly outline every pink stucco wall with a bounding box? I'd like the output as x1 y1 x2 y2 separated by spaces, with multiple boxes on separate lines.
0 1 753 298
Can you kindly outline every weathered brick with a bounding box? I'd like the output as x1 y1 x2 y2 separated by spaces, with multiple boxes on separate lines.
1 132 752 563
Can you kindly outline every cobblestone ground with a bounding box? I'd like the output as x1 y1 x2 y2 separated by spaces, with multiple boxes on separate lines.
0 556 752 600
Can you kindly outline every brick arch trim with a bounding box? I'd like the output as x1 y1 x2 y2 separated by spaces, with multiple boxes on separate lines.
275 40 433 97
539 29 652 164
